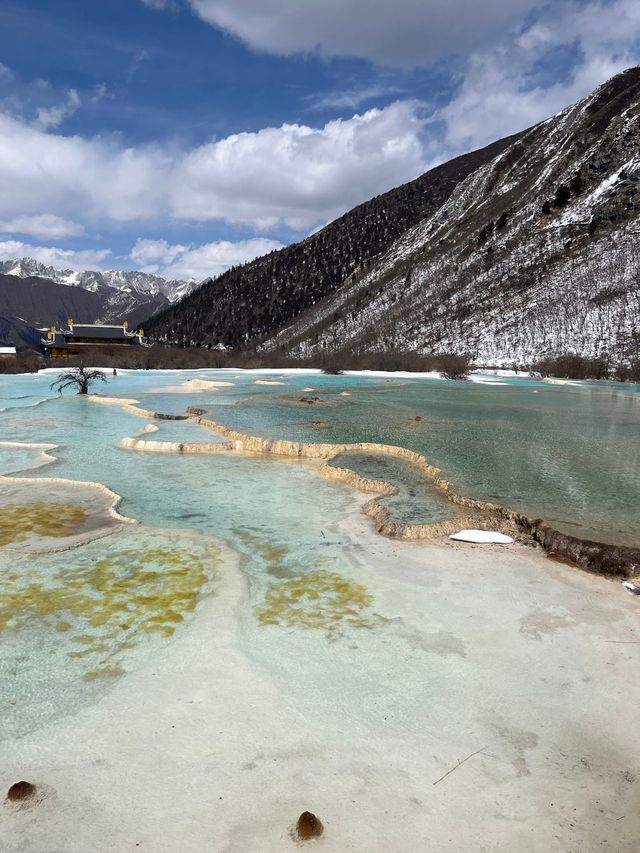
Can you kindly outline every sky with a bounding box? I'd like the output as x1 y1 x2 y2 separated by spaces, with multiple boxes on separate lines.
0 0 638 281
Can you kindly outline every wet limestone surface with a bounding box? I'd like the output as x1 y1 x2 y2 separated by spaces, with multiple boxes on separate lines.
329 451 467 526
0 502 88 546
0 371 639 851
0 526 228 738
0 539 218 671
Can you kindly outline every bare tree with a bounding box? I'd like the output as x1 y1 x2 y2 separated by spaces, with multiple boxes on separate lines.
50 366 107 395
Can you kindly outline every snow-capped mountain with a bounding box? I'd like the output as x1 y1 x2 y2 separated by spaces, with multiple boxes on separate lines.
148 67 640 366
0 258 198 332
0 258 194 303
0 259 201 343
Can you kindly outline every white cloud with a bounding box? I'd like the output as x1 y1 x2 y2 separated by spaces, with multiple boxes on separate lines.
0 63 14 81
90 83 115 104
0 240 110 271
0 112 170 223
172 102 427 228
1 0 638 258
432 0 640 156
0 214 85 240
35 88 81 130
127 49 150 82
130 237 284 280
0 101 426 230
186 0 542 67
130 238 186 267
307 83 403 111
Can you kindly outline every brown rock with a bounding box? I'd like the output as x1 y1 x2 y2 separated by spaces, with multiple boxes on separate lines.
296 811 323 839
7 781 36 801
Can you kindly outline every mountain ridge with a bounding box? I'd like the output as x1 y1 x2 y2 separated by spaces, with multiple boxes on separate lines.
146 131 526 348
0 260 197 344
0 258 193 303
264 67 640 365
147 67 640 366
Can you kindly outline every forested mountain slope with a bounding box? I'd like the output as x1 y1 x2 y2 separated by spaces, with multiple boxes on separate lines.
148 68 640 365
264 68 640 365
147 133 524 348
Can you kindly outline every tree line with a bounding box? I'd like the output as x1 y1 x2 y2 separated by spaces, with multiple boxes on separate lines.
2 345 639 383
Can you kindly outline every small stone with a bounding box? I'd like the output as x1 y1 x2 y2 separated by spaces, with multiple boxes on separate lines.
7 781 36 801
296 811 323 839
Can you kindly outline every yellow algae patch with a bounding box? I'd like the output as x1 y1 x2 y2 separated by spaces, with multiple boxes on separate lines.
255 570 378 634
0 545 217 675
0 502 88 546
84 664 125 682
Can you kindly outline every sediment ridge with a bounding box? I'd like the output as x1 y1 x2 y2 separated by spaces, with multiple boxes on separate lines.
120 437 233 454
1 437 137 537
88 395 188 420
103 395 639 577
0 440 58 472
0 472 137 527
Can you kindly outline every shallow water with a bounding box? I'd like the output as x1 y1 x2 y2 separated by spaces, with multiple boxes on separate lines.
0 371 363 734
2 369 639 544
2 369 639 853
329 451 466 525
196 373 640 545
0 368 638 738
0 524 227 739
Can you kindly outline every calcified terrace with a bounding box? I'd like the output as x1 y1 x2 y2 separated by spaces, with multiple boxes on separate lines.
3 371 640 853
86 395 640 578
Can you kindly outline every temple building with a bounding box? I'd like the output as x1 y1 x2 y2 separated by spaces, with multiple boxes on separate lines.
42 321 151 358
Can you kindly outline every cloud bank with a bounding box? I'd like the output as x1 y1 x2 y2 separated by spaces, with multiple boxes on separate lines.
186 0 542 67
432 0 640 154
0 240 110 271
130 237 284 280
0 214 85 240
0 102 427 231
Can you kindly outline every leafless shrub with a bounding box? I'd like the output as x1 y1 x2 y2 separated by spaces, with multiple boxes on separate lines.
531 353 610 380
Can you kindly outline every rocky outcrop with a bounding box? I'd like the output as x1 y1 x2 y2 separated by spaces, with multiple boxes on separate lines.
526 521 640 577
6 781 36 801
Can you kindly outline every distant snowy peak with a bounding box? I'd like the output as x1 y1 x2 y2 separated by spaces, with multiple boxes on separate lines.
0 258 196 303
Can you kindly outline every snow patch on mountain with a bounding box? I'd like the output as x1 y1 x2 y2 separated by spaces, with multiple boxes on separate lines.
0 257 196 303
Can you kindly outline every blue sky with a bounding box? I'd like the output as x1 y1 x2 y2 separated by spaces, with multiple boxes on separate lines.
0 0 638 280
